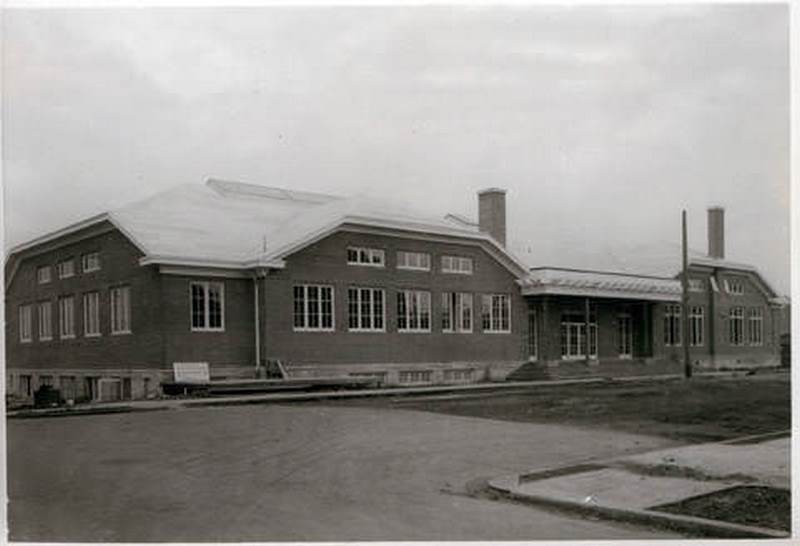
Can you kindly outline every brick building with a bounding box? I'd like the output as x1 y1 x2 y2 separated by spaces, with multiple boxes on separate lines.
4 179 783 401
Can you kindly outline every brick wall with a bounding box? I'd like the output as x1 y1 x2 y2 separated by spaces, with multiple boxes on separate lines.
261 229 527 368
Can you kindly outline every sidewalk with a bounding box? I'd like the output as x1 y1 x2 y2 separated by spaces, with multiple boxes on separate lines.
488 434 790 539
7 369 757 419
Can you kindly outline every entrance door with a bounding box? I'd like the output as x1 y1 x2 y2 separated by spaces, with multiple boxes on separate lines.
527 309 537 361
618 314 632 358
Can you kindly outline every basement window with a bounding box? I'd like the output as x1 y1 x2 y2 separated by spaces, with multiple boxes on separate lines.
191 282 224 332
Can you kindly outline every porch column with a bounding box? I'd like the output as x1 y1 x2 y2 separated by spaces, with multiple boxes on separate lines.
585 297 591 363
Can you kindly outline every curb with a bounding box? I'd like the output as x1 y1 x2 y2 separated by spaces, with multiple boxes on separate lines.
487 475 789 539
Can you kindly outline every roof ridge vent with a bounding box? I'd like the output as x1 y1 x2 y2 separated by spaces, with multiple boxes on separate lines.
205 177 342 204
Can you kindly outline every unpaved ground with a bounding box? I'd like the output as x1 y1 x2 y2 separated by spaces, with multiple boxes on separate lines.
8 403 683 542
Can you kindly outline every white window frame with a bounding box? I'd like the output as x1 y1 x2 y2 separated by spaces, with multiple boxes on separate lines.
724 278 744 295
83 291 101 337
110 286 132 335
441 292 473 333
57 259 75 279
664 304 682 346
688 279 705 292
346 247 385 268
19 304 33 343
729 306 745 346
617 313 633 358
81 252 101 273
347 287 386 332
560 312 598 360
37 266 52 284
397 251 431 271
293 284 335 332
58 295 76 339
38 301 53 341
441 255 473 274
689 306 704 347
397 290 432 333
190 281 225 332
747 308 764 346
481 294 511 333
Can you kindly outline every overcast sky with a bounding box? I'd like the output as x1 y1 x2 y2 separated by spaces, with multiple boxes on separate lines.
2 5 790 293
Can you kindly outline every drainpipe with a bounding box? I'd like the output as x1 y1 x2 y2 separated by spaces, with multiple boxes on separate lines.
253 272 261 374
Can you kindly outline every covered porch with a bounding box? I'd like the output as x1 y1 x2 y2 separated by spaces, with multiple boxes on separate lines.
519 267 682 368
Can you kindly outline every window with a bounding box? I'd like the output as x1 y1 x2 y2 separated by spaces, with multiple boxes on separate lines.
110 286 131 334
19 305 33 343
190 282 224 331
348 288 385 331
690 306 704 347
399 370 432 384
560 312 598 359
397 290 431 332
293 285 334 331
441 255 473 274
57 259 75 279
38 301 53 340
729 307 745 346
748 308 764 346
83 292 101 336
663 304 681 346
82 252 100 273
688 279 705 292
346 247 385 267
19 375 32 397
618 314 632 358
725 279 744 295
39 375 53 387
444 369 473 382
441 292 473 333
37 266 52 284
397 251 431 271
481 294 510 333
58 296 75 339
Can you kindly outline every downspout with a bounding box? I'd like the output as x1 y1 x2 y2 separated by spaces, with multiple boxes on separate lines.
253 272 261 373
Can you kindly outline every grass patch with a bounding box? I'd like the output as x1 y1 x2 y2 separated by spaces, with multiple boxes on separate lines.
362 375 790 442
652 486 790 532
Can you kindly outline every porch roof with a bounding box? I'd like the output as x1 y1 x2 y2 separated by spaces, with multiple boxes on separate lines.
520 267 682 302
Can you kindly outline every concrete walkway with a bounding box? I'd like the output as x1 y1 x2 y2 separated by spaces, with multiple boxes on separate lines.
489 435 790 539
8 370 754 418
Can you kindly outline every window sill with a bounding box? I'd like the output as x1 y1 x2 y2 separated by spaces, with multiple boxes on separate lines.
111 330 132 336
348 329 386 333
398 329 432 334
482 330 511 334
191 328 226 333
443 330 474 334
397 266 430 272
441 271 472 275
20 339 32 344
293 328 335 333
85 333 102 338
347 263 385 268
60 335 76 340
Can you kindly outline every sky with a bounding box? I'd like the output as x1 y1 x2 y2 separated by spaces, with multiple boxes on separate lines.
2 5 791 293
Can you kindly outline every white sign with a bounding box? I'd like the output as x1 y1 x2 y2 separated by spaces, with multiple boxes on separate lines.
173 362 210 384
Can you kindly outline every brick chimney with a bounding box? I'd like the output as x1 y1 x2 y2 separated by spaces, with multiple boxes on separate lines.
708 206 725 259
478 188 506 246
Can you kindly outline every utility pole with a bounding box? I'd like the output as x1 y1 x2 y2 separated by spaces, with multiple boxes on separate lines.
682 210 692 378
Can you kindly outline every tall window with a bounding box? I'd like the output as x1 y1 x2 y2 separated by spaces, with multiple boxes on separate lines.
58 296 75 339
528 309 538 360
19 305 33 343
397 251 431 271
293 285 334 331
190 282 224 331
617 314 632 358
729 307 745 345
82 252 100 273
397 290 431 332
561 312 597 359
347 247 385 267
481 294 510 333
442 292 473 333
663 304 681 346
348 288 385 331
37 266 52 284
83 292 101 336
110 286 131 334
57 259 75 279
748 308 763 346
689 306 705 347
38 301 53 341
441 255 473 274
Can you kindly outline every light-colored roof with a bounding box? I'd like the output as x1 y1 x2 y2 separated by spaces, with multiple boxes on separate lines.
520 267 682 302
74 178 527 275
